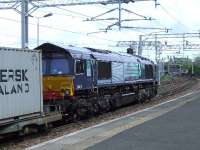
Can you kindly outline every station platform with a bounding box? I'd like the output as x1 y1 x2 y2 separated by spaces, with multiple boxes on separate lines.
27 90 200 150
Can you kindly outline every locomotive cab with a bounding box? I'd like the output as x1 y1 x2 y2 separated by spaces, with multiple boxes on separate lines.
36 43 94 102
36 43 75 102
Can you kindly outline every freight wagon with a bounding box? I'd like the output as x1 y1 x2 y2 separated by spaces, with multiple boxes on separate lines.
0 47 61 135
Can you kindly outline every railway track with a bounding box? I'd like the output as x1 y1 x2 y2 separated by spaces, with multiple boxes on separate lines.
0 76 198 150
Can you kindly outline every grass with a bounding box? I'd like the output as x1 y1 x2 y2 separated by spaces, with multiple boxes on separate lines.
160 74 173 82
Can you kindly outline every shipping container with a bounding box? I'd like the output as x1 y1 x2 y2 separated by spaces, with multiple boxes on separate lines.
0 47 42 124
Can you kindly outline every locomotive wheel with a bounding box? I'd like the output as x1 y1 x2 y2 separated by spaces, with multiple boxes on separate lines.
71 112 81 122
104 97 111 112
92 102 100 115
149 88 155 99
77 107 88 119
154 87 158 96
98 96 111 113
137 92 145 104
75 98 89 119
110 96 119 111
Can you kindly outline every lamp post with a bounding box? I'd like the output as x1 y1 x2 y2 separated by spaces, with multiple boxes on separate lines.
192 60 194 76
36 13 53 46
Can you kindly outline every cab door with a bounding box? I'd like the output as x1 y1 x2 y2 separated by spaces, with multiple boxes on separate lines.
74 59 96 91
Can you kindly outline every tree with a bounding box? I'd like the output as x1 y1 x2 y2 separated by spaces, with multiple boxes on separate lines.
194 56 200 75
194 56 200 64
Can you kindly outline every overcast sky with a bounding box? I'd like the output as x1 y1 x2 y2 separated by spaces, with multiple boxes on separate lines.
0 0 200 60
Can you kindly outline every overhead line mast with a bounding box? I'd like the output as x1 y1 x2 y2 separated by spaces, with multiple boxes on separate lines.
0 0 157 48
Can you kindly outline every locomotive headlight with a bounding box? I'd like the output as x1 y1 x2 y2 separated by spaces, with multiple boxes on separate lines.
61 89 70 96
65 90 70 95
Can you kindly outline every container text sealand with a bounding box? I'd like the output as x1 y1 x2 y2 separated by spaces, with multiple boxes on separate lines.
0 69 30 95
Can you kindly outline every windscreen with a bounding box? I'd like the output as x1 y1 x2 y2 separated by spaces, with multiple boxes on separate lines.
42 53 71 75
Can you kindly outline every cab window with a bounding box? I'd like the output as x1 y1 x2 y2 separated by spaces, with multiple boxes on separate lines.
42 53 70 75
86 60 91 77
76 60 85 74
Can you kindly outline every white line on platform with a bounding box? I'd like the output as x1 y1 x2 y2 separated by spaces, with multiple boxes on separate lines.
27 91 195 150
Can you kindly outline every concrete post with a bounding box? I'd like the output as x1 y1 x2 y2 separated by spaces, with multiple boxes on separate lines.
21 0 28 48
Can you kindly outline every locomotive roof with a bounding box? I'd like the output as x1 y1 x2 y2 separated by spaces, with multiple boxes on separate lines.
36 43 153 64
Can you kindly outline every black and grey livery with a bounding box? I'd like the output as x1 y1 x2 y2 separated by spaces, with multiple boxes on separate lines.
37 43 158 117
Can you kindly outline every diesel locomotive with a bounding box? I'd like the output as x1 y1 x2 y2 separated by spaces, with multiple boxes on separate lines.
36 43 158 118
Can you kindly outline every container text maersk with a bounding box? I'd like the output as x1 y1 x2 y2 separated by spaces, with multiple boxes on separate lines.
0 69 30 95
